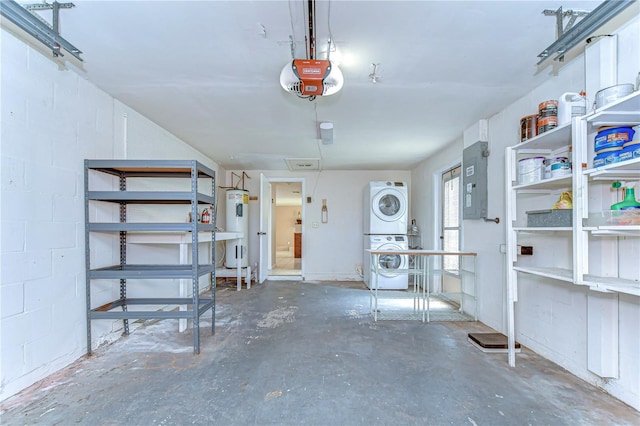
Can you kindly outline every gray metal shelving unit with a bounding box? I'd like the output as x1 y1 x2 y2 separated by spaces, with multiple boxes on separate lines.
84 160 216 354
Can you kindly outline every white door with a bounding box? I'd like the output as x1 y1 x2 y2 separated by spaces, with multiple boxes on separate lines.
258 173 271 283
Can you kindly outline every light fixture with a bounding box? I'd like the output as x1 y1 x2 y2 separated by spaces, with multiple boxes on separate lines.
280 59 344 98
319 122 334 145
280 0 344 99
537 0 634 64
0 0 83 61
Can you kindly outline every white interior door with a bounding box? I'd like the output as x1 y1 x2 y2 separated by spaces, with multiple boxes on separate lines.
258 173 271 283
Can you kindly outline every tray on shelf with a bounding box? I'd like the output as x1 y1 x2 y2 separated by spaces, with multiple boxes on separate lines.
526 209 572 227
586 210 640 226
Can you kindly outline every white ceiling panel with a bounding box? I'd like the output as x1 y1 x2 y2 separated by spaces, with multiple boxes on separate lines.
22 0 620 170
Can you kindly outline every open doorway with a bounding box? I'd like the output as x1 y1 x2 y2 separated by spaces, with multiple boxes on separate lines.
270 181 303 277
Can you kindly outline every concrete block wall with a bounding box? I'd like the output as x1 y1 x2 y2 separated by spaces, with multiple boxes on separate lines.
410 13 640 410
0 28 218 402
1 29 115 401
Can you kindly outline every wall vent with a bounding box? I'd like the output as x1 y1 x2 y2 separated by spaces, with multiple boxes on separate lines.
284 158 320 171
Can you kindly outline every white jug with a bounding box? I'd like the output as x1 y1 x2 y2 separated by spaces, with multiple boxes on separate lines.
558 92 586 126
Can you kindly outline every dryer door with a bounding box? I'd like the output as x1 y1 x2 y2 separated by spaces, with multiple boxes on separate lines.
372 188 407 222
377 243 408 277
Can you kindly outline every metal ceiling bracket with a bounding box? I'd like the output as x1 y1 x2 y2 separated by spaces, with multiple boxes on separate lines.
0 0 82 61
25 0 74 34
543 7 590 40
537 0 634 65
369 63 380 84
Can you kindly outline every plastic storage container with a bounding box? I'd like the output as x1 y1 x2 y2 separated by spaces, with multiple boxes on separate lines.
593 147 621 168
543 157 570 178
518 157 545 184
587 210 640 226
618 141 640 163
595 84 635 109
594 126 635 152
550 161 571 177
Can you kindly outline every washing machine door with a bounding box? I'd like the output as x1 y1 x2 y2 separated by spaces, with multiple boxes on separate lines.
372 188 407 223
377 243 408 277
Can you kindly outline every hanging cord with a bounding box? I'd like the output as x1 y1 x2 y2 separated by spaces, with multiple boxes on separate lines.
288 0 297 58
326 0 337 61
585 34 613 44
327 0 333 46
309 170 323 201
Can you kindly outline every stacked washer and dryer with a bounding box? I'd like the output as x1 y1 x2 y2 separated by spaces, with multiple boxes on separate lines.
363 181 409 290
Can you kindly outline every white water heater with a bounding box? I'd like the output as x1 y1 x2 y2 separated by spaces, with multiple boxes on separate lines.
225 189 249 268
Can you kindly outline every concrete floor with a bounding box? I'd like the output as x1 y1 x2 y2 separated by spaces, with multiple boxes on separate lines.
2 280 639 425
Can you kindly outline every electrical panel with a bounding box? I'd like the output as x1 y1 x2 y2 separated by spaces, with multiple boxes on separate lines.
462 141 489 220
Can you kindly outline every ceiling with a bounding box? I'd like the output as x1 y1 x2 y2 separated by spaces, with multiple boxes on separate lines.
30 0 608 171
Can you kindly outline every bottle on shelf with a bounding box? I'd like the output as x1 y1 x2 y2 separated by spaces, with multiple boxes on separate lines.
611 185 640 210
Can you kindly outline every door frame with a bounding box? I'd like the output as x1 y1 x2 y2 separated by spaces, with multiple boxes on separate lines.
432 158 463 291
260 176 305 280
441 163 463 259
